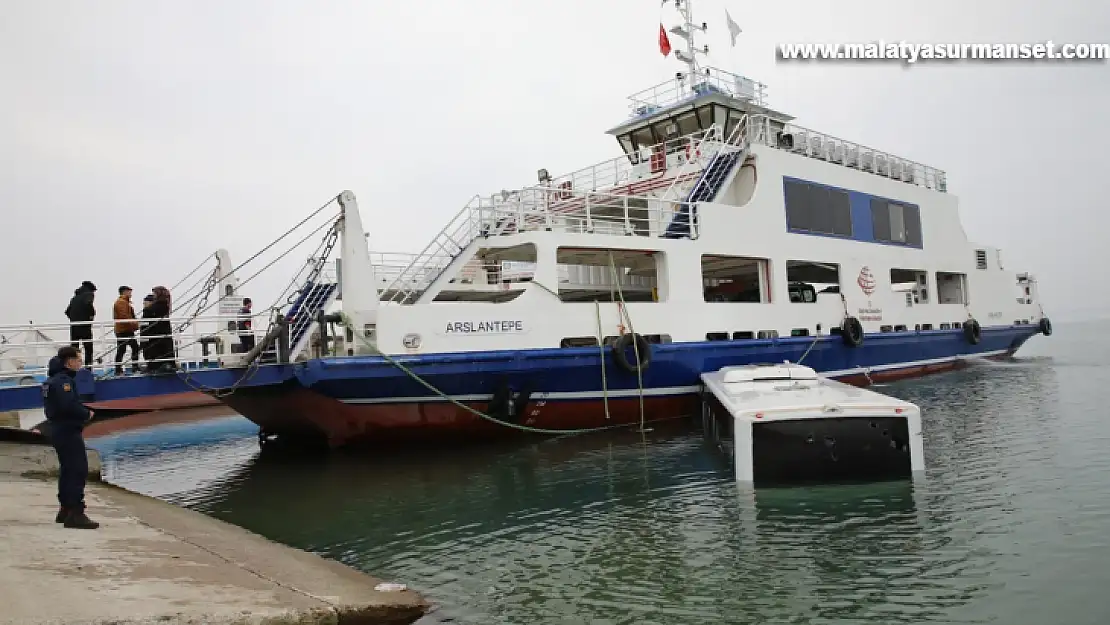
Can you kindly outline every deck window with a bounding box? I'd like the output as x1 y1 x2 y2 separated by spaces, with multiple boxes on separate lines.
936 271 968 305
701 255 771 303
786 260 841 303
557 247 661 303
871 198 922 246
890 268 928 303
783 179 852 237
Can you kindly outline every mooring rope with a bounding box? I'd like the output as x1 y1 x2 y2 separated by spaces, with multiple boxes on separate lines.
337 313 637 436
595 300 611 420
607 251 646 431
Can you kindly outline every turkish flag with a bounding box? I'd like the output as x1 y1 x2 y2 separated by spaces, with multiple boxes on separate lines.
658 23 672 57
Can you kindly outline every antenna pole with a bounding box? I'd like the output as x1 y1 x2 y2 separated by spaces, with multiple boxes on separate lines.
670 0 706 94
682 0 697 80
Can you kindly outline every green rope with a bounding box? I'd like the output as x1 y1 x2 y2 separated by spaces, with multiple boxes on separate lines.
608 252 646 430
595 300 611 420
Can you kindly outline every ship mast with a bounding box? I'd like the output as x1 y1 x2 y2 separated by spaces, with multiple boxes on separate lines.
666 0 709 95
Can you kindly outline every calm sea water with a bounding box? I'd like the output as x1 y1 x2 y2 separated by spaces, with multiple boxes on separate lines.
97 321 1110 625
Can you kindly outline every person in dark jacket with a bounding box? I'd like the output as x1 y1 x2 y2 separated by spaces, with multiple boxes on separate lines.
237 297 255 352
138 293 155 371
64 281 96 367
43 346 99 529
146 286 176 372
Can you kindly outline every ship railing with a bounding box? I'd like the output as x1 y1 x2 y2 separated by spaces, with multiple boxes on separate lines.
540 129 716 196
744 115 948 192
626 67 769 118
381 184 704 302
319 253 453 289
657 124 726 204
472 185 699 240
658 114 756 206
380 129 728 304
0 313 274 382
380 195 491 304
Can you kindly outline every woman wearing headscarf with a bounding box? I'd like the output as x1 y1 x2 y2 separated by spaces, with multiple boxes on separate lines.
147 286 176 372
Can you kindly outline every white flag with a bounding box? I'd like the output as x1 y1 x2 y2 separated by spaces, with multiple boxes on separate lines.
725 9 741 47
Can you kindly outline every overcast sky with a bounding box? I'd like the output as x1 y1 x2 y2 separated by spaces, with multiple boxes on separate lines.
2 0 1107 327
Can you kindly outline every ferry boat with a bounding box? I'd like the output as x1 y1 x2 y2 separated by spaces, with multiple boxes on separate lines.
211 5 1051 448
0 3 1052 448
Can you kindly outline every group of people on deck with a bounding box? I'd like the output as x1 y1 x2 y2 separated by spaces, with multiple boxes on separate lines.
45 285 257 532
63 282 176 374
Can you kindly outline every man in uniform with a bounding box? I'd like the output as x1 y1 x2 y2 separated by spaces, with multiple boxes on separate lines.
43 346 99 529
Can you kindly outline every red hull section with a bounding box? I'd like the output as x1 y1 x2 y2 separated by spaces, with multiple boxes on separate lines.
83 405 236 439
219 356 981 448
86 391 219 412
222 386 698 447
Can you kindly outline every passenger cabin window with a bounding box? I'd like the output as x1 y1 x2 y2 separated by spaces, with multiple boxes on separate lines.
786 260 841 303
871 198 922 246
783 179 852 237
890 268 928 304
556 247 661 303
701 255 770 303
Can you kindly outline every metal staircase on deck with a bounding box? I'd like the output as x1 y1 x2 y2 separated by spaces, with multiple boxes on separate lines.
286 281 338 355
663 147 746 239
383 196 489 305
260 280 339 362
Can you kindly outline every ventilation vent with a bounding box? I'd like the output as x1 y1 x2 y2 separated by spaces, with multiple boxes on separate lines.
975 250 988 270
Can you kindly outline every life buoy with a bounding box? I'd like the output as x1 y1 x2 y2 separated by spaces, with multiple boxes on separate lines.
964 318 982 345
1039 317 1053 336
612 333 652 374
841 316 864 347
685 144 701 161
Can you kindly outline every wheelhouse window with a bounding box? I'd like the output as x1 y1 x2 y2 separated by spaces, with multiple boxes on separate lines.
783 178 852 237
871 198 922 246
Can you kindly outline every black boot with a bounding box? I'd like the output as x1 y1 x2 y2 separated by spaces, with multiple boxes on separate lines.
55 507 67 523
63 510 99 530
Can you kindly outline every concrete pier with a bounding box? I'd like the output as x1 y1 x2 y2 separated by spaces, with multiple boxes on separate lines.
0 440 429 624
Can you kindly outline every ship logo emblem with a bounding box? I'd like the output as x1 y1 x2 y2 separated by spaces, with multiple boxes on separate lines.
857 266 876 296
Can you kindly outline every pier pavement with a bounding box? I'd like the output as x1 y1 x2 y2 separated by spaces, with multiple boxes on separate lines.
0 438 429 625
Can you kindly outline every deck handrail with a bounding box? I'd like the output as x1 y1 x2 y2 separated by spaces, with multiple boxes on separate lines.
0 312 274 380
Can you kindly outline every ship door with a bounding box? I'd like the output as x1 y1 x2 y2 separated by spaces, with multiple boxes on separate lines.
650 144 666 174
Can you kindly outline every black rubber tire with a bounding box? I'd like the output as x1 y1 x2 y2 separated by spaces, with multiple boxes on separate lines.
1039 317 1053 336
841 316 864 347
964 318 982 345
612 333 652 374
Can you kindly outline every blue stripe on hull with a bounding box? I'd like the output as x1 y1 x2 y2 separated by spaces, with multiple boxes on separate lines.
299 326 1039 402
